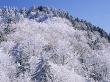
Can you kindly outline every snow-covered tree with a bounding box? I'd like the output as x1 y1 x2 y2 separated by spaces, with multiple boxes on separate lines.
31 57 53 82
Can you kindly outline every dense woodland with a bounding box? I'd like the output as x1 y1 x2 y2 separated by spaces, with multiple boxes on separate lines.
0 6 110 82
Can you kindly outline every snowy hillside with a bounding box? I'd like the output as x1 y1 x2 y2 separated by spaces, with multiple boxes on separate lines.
0 6 110 82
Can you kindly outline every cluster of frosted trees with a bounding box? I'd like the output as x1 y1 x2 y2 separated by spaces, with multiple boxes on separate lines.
0 6 110 82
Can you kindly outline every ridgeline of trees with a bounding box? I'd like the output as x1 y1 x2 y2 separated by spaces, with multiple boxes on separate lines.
0 6 110 42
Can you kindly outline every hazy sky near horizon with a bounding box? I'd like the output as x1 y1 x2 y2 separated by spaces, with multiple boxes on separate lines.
0 0 110 33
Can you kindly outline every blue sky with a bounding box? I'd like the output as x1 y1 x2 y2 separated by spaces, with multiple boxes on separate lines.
0 0 110 33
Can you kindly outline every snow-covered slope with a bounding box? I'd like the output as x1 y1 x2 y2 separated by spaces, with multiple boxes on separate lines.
0 6 110 82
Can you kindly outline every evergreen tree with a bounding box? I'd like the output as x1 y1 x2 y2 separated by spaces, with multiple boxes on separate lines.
32 57 53 82
11 43 30 77
108 33 110 42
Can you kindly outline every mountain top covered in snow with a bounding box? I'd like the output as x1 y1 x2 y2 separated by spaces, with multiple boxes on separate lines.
1 6 110 40
0 6 110 82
